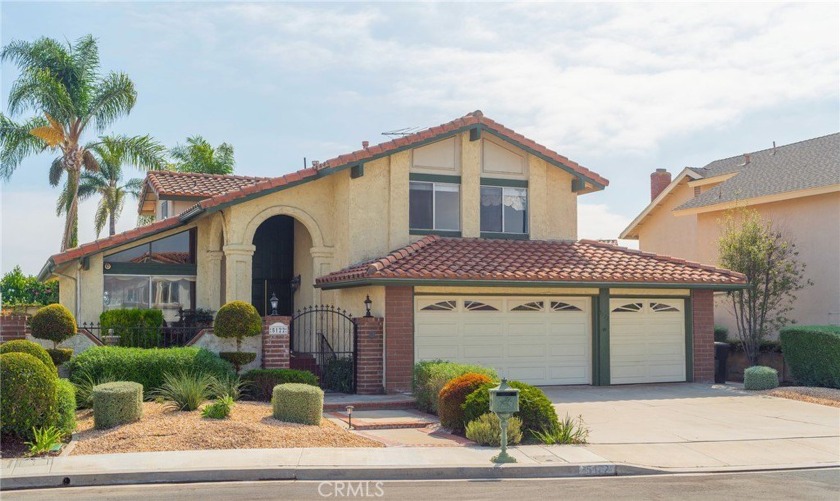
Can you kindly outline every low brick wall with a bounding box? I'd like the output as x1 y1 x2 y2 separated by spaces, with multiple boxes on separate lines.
0 315 29 342
262 315 290 369
726 350 794 383
355 317 384 395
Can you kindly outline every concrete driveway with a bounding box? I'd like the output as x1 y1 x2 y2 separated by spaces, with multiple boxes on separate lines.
540 383 840 470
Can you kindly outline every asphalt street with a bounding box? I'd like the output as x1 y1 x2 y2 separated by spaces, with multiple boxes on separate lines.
3 468 839 501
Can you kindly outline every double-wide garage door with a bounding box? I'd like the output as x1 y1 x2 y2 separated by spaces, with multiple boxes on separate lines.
415 296 591 385
414 295 687 386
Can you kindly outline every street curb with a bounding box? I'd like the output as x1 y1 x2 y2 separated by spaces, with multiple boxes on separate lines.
1 463 643 490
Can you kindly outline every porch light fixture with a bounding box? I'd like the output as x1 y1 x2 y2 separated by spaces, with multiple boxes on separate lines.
290 275 301 293
269 293 279 316
364 295 372 317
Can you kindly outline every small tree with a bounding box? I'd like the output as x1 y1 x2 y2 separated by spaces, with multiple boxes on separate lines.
718 209 811 366
213 301 262 372
30 303 77 366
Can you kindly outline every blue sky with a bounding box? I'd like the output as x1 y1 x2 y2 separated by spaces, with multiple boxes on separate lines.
2 2 838 275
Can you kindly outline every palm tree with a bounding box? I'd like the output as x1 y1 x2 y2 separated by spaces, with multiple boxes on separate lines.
55 135 165 237
170 135 235 175
0 35 137 251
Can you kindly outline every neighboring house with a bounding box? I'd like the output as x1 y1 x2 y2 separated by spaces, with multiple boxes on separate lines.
621 133 840 338
39 111 745 391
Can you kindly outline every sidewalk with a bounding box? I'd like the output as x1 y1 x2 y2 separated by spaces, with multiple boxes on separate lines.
3 438 837 490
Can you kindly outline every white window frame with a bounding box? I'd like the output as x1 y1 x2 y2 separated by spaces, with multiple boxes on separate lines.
409 181 461 231
480 185 528 234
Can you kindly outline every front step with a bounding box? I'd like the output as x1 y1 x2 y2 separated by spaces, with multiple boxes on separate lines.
325 409 436 431
323 394 416 412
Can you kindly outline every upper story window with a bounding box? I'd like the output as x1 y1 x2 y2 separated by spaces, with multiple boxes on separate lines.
409 181 461 232
105 230 196 265
158 200 172 219
480 186 527 234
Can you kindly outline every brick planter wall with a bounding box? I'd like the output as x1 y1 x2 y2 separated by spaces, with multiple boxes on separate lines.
691 289 715 383
262 315 290 369
0 315 29 342
355 316 384 394
384 286 414 393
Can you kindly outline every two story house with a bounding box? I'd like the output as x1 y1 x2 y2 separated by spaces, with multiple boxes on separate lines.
39 111 745 392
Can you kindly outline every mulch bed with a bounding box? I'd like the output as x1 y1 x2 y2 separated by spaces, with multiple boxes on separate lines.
763 386 840 408
71 401 384 455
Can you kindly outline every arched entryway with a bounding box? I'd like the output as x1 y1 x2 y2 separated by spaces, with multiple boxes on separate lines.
251 215 295 316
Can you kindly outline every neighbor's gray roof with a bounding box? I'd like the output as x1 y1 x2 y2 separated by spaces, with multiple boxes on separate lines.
676 133 839 211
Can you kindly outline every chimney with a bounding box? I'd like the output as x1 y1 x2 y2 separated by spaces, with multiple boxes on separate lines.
650 168 672 201
741 153 751 166
362 141 369 149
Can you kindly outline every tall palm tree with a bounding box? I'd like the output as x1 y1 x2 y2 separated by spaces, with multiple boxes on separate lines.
0 35 137 251
55 135 165 237
170 135 235 175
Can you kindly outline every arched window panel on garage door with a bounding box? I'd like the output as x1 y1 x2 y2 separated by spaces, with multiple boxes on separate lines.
550 301 583 312
418 300 457 312
510 301 544 312
464 300 500 311
612 302 643 313
650 302 680 312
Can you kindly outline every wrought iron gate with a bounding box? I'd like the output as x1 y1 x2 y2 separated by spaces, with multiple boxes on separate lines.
290 305 357 393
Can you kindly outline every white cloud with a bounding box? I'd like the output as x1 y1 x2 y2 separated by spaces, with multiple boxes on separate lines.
577 203 638 249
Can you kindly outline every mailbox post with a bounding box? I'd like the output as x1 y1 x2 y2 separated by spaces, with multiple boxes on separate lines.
489 378 520 464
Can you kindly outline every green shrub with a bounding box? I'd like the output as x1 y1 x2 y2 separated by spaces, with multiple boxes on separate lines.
744 366 779 391
47 348 73 367
218 351 256 373
30 303 76 348
212 374 247 401
780 325 840 388
213 301 262 351
202 395 234 419
272 383 323 425
714 325 728 343
465 413 523 446
242 368 319 401
463 381 559 437
100 308 164 348
92 382 143 429
412 360 498 414
1 339 56 374
153 370 216 411
0 352 58 439
26 426 63 455
532 413 589 445
438 373 493 433
73 372 116 409
54 379 77 437
321 357 354 393
67 346 233 397
1 266 58 305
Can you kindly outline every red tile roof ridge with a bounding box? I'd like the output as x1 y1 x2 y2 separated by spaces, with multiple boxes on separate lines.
198 168 319 210
367 235 440 274
148 170 270 181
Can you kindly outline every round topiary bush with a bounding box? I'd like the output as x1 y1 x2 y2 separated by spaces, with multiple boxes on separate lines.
30 303 77 348
272 383 323 425
47 348 74 367
438 373 493 433
92 381 143 429
0 352 58 439
1 339 56 374
214 301 262 372
218 351 257 373
463 381 559 436
744 365 779 391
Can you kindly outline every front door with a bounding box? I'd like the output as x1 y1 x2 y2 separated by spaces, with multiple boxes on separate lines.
251 216 294 316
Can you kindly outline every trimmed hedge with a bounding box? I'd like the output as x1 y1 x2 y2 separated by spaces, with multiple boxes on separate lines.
242 368 319 401
714 325 728 343
1 339 56 374
218 351 256 373
100 308 164 348
272 383 323 425
47 348 73 367
780 325 840 388
30 303 76 347
412 360 498 414
463 381 559 437
0 352 57 439
438 373 493 433
93 382 143 429
55 379 77 437
68 346 233 397
744 366 779 391
321 357 354 393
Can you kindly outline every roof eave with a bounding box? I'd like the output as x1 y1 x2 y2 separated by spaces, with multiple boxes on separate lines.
315 277 747 291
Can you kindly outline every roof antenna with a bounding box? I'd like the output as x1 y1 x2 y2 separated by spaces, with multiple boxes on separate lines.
772 141 776 155
382 126 422 137
303 157 307 168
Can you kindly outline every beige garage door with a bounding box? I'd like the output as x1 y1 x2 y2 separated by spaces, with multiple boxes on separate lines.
415 296 591 385
609 299 686 384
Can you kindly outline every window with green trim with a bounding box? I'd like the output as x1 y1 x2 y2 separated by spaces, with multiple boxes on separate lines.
104 230 196 264
480 186 527 234
409 181 460 231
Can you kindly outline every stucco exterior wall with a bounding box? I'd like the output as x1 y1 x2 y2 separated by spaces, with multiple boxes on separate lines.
636 180 699 260
545 161 577 240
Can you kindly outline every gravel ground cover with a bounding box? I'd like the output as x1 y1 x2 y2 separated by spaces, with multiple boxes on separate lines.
71 401 383 455
764 386 840 408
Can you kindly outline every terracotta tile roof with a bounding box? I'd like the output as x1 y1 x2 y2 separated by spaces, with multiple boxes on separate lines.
316 236 746 288
138 171 269 214
47 216 184 267
190 110 608 215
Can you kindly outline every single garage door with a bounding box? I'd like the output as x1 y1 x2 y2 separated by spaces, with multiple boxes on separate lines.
610 299 686 384
415 296 591 385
